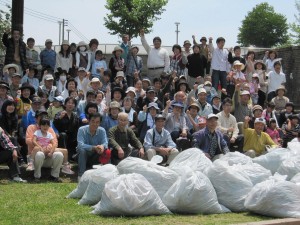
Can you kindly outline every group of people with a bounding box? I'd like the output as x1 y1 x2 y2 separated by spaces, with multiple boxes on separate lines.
0 27 299 183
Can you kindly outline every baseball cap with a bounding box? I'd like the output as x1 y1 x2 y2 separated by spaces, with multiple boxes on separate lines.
44 74 54 81
254 117 266 125
146 86 155 93
207 113 218 120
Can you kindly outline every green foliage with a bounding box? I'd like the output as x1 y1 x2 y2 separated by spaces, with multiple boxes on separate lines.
237 2 289 48
0 4 11 52
290 0 300 45
104 0 168 39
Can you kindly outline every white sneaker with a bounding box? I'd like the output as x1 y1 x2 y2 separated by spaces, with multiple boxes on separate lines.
26 162 34 171
13 176 27 183
61 163 75 175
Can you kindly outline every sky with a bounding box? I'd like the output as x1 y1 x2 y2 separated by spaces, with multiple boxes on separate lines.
0 0 297 48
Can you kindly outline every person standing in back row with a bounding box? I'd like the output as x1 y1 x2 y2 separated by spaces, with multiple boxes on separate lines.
209 37 229 92
140 29 170 84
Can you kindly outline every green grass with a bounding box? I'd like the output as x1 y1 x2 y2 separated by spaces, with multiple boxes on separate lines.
0 180 273 225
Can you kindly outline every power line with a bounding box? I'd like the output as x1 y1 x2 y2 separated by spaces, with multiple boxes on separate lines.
68 22 89 42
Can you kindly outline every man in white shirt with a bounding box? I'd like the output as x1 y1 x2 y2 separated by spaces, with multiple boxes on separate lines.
216 97 244 152
209 37 229 91
140 29 170 84
267 61 286 102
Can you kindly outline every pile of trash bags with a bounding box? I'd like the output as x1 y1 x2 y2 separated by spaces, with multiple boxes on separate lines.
67 146 300 218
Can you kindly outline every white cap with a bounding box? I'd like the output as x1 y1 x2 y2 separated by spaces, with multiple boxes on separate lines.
207 113 218 120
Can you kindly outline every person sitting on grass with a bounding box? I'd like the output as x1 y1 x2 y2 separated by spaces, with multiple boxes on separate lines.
77 112 108 180
243 116 277 158
144 114 179 165
192 113 229 161
0 126 27 182
109 112 144 165
26 110 73 182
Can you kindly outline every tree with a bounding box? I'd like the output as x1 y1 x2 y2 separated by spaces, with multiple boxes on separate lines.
237 2 289 47
0 4 11 52
290 0 300 45
104 0 168 39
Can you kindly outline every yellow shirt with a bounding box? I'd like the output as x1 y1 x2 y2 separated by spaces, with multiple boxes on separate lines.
243 128 276 155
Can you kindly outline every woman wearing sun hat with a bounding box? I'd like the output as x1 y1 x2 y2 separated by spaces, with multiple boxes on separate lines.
109 45 125 82
75 41 91 72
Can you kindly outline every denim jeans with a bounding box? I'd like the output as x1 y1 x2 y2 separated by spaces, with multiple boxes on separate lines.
212 70 227 90
78 148 100 176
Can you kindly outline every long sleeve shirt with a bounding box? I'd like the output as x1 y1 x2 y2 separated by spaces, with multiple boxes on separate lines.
216 111 239 139
0 127 16 152
141 35 170 72
243 128 276 155
144 127 176 151
77 125 108 151
55 53 72 72
108 126 143 151
40 48 56 70
209 43 229 72
267 71 286 94
162 112 188 133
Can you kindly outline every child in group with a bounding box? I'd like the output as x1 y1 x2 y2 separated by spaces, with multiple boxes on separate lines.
266 118 281 146
249 73 260 105
47 96 64 121
29 117 74 174
232 60 246 85
91 50 107 79
75 67 90 97
228 46 246 65
21 66 39 92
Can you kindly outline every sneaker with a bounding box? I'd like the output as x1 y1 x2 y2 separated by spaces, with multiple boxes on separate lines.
12 176 27 183
49 176 63 183
61 163 75 175
34 177 41 183
26 162 34 171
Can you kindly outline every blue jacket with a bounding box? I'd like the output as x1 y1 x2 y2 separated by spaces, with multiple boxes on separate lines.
192 127 229 157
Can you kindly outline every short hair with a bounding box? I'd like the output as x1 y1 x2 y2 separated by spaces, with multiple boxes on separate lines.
153 77 161 84
27 37 35 43
103 70 111 77
84 102 98 115
66 78 78 90
70 43 76 48
89 38 99 47
86 90 97 98
89 112 102 122
153 36 161 43
222 97 233 106
118 112 128 119
274 61 281 68
172 44 182 52
268 50 278 58
122 34 129 38
95 50 103 55
233 46 241 51
39 117 50 126
68 90 77 96
64 97 77 106
216 37 225 43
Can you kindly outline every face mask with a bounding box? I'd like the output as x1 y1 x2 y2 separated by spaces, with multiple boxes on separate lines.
204 86 211 92
79 46 86 52
60 75 66 82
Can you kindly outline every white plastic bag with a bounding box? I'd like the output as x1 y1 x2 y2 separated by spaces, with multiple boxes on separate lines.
67 169 96 199
163 167 230 214
277 156 300 180
253 148 295 174
169 148 212 174
117 157 178 199
91 173 171 216
78 165 119 205
291 173 300 185
239 163 272 185
206 160 253 212
217 152 252 165
288 141 300 151
244 176 300 218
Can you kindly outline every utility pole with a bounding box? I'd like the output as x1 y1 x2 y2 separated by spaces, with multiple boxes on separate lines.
175 22 180 44
66 29 71 42
58 21 62 44
12 0 24 34
62 19 65 41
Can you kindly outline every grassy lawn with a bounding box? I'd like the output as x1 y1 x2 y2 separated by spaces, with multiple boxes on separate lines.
0 167 273 225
